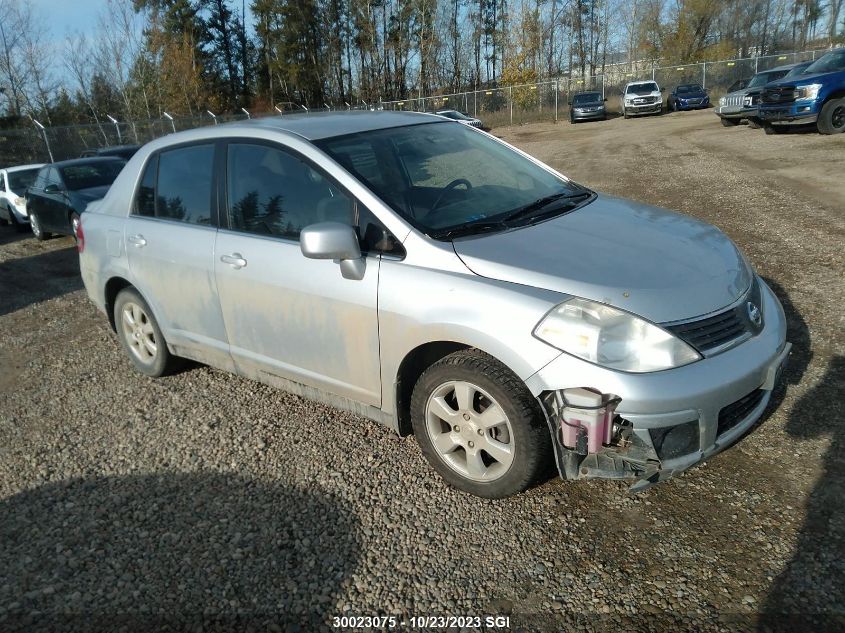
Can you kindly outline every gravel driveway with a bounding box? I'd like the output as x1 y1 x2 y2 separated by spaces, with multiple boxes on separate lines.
1 110 843 632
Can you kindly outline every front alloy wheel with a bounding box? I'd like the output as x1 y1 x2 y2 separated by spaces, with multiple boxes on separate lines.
424 380 515 482
29 212 49 240
411 349 552 498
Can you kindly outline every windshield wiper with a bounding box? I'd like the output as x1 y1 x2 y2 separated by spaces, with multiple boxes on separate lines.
430 220 509 240
503 191 593 224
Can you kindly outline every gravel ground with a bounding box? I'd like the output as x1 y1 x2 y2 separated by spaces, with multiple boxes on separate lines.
1 110 843 632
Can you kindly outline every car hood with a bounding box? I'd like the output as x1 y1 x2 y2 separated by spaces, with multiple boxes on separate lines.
677 91 707 99
627 90 661 99
768 70 845 88
451 194 752 324
70 185 111 208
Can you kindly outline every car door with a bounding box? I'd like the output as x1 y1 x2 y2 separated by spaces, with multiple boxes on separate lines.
39 167 67 232
124 143 231 367
214 140 382 406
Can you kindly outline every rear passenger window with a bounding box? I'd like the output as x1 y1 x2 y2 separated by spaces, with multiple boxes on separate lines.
155 145 214 225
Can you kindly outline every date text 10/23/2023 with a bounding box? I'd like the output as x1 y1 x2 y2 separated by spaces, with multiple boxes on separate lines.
332 615 512 629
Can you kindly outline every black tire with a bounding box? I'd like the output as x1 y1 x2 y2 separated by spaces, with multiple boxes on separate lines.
623 109 629 119
569 114 575 124
410 349 552 498
29 211 50 240
747 118 762 129
0 207 8 226
817 97 845 135
720 117 740 127
763 123 785 135
8 211 27 232
113 287 178 377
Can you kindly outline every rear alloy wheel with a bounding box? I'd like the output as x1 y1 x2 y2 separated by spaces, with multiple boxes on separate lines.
411 349 552 498
817 98 845 135
720 117 740 127
29 212 50 241
114 287 177 377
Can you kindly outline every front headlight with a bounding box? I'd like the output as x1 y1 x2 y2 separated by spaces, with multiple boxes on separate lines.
533 298 701 373
795 83 822 101
14 197 25 206
719 97 727 106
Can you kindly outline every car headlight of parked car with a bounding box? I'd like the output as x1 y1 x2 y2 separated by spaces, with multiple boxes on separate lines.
719 96 727 106
533 298 702 373
795 84 823 101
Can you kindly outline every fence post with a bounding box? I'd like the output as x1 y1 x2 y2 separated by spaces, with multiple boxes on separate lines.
31 119 54 163
702 62 706 88
755 57 759 73
509 86 513 126
554 80 558 122
652 66 655 81
474 91 477 118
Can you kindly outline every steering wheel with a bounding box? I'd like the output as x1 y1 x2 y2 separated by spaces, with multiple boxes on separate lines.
429 179 473 215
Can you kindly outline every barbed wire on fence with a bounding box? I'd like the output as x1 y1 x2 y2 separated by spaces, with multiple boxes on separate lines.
1 45 840 166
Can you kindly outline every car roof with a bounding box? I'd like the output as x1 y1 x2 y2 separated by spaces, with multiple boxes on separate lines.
235 111 438 141
573 91 601 95
3 163 45 172
48 156 126 168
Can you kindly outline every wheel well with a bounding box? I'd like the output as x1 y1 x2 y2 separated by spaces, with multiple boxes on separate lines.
395 341 469 436
104 277 132 331
826 89 845 102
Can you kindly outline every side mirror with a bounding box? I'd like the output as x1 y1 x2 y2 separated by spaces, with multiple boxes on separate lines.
300 222 365 280
44 183 62 194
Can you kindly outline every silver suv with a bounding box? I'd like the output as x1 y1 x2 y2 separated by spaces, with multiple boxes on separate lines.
715 64 797 126
79 112 790 498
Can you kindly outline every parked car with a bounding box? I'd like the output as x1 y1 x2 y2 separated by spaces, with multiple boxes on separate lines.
568 91 607 123
80 144 142 160
666 83 710 111
621 81 663 118
79 112 790 498
743 61 814 128
26 157 125 241
714 63 797 126
755 49 845 135
0 163 44 231
435 110 484 129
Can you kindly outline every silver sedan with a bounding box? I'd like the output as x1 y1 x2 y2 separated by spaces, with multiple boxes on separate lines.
78 112 790 497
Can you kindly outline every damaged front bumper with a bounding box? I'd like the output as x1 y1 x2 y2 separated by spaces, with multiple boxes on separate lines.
528 278 790 491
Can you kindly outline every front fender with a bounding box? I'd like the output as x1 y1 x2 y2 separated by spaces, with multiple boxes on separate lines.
377 258 564 417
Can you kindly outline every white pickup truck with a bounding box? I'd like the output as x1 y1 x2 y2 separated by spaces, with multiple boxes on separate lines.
621 81 663 118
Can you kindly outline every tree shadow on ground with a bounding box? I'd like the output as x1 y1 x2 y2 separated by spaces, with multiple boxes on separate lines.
0 245 82 317
758 354 845 633
0 473 361 632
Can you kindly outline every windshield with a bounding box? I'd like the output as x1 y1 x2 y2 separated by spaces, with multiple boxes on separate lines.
60 161 125 191
573 93 602 105
7 168 39 193
626 82 658 95
804 50 845 74
748 69 788 88
677 84 702 94
438 110 470 120
317 122 590 237
784 63 812 78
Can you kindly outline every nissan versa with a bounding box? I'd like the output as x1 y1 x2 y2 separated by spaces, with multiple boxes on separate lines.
78 112 790 498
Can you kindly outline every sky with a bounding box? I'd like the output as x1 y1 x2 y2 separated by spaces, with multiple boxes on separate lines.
30 0 105 42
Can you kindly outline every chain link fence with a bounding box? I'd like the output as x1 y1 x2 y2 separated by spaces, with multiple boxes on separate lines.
383 46 839 126
1 45 840 166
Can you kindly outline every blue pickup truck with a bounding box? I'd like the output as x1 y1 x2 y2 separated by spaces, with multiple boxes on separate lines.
755 48 845 134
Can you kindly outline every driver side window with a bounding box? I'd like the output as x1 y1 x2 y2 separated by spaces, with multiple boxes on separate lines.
226 143 353 240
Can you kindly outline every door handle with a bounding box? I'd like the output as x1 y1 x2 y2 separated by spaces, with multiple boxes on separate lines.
127 234 146 247
220 253 247 269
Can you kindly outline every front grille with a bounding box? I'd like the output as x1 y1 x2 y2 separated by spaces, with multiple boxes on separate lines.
665 279 762 355
633 96 658 104
762 85 797 104
718 389 765 436
723 94 745 107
